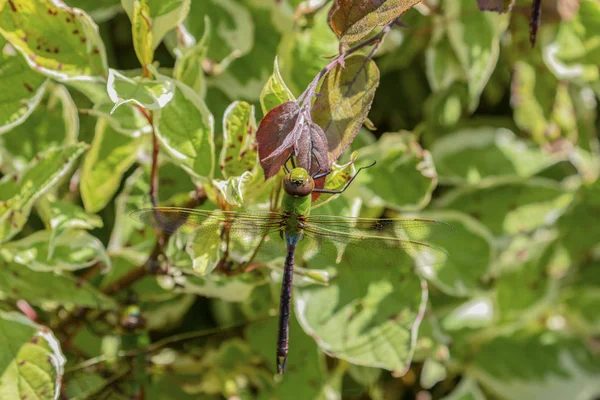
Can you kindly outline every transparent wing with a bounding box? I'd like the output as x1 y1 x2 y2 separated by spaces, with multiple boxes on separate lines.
130 207 285 238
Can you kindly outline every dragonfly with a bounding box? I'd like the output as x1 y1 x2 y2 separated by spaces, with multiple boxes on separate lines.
131 161 452 374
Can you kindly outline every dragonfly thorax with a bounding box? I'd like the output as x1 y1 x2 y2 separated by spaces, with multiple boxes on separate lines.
283 168 314 197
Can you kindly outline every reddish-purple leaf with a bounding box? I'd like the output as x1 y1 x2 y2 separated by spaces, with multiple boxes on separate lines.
475 0 515 13
328 0 422 44
256 101 301 179
295 122 329 177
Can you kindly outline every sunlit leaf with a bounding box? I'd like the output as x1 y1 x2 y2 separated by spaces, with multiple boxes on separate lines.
131 0 153 67
0 143 87 243
0 312 66 400
220 101 258 178
107 68 175 112
259 57 295 115
0 0 108 80
312 55 380 164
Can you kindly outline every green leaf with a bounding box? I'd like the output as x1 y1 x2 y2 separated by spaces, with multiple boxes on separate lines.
62 0 122 23
436 178 573 236
85 102 151 137
0 312 66 400
0 259 116 309
131 0 153 67
259 57 295 115
246 316 326 398
177 274 260 303
328 0 422 45
122 0 191 49
0 0 108 80
0 143 88 243
418 211 494 297
294 244 427 373
444 0 508 110
80 118 144 213
173 15 209 97
1 229 109 272
431 127 565 184
440 377 486 400
154 78 215 181
561 260 600 334
471 332 600 400
0 42 47 134
425 20 464 93
278 7 337 95
0 83 78 172
312 55 380 163
107 68 175 112
219 101 257 178
356 132 437 210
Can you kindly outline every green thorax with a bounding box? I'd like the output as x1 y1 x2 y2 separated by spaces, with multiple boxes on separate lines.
281 192 311 237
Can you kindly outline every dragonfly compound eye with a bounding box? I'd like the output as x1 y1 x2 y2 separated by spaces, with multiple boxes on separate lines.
284 168 315 197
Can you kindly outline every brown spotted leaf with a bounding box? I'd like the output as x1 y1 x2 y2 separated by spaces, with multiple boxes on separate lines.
328 0 422 44
220 101 258 178
311 55 380 164
0 0 108 80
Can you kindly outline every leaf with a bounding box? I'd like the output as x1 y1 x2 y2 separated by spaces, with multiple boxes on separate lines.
356 132 437 210
418 211 494 297
177 274 260 302
0 0 108 80
1 230 109 272
0 41 48 135
259 57 295 115
0 143 88 243
63 0 122 23
561 260 600 334
471 332 600 400
153 78 215 181
122 0 191 49
85 102 151 137
256 101 300 178
0 312 66 400
107 68 175 112
440 377 486 400
220 101 258 178
328 0 422 44
444 0 508 110
425 22 464 94
294 244 428 373
131 0 153 67
436 178 573 236
173 15 209 97
0 259 116 309
0 83 78 172
246 317 326 398
311 55 380 164
430 127 566 184
80 119 144 213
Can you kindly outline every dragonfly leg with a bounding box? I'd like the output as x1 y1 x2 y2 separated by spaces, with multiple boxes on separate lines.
313 160 376 194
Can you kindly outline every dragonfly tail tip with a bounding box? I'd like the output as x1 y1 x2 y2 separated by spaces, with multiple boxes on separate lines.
277 356 287 374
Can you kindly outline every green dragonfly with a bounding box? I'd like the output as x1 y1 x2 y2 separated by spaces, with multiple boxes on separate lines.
131 162 451 374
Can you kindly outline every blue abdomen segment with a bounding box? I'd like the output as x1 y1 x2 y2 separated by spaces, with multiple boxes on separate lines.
285 233 301 246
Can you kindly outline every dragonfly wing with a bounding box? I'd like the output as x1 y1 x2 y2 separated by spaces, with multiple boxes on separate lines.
130 207 285 238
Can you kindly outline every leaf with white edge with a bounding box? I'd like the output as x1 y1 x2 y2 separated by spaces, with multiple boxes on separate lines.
80 119 144 213
154 78 215 181
220 101 258 178
0 312 66 400
328 0 422 45
259 57 295 115
131 0 153 67
430 127 565 184
177 274 260 302
0 41 48 134
0 143 88 243
295 242 428 373
417 211 493 297
0 0 108 80
122 0 191 49
173 15 209 97
311 55 380 164
440 377 486 400
37 198 103 255
107 69 175 112
0 259 116 309
436 178 573 236
445 0 508 110
355 132 437 210
85 102 151 137
311 153 359 207
441 296 495 331
471 332 600 400
1 230 109 272
0 83 78 173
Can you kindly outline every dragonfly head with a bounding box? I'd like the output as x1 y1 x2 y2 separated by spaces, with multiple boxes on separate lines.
284 168 314 197
119 305 146 334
